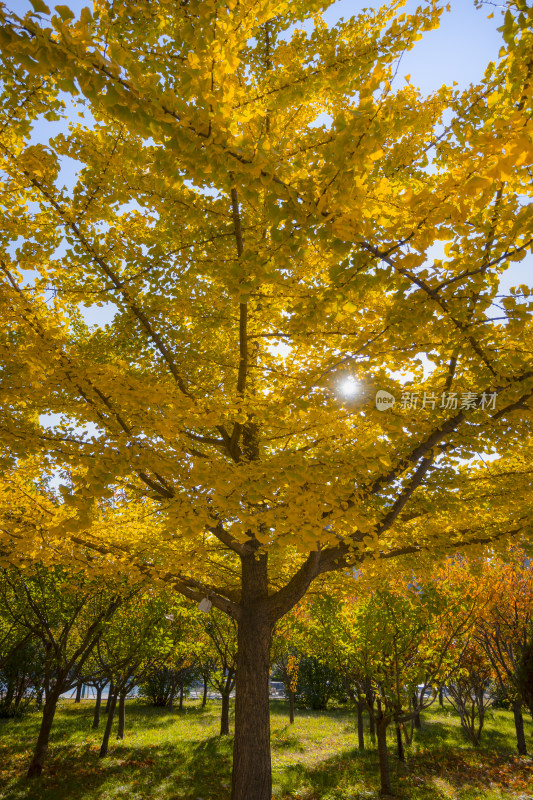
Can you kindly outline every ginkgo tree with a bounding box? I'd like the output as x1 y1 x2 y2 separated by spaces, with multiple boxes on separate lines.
0 0 532 797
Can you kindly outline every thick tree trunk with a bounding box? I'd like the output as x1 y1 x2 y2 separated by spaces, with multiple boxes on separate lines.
289 689 295 725
202 674 208 707
74 682 82 703
376 704 392 796
513 697 527 756
92 686 103 730
27 689 60 778
221 690 231 736
117 692 126 739
231 553 273 800
99 692 117 758
357 698 365 750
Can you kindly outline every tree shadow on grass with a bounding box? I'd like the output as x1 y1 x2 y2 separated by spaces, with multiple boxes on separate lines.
275 739 533 800
1 735 233 800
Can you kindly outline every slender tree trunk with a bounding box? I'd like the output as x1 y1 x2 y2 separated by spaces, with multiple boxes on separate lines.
92 686 103 729
513 697 527 756
439 687 444 707
2 681 15 714
202 674 208 708
376 705 392 796
396 722 405 762
74 682 82 703
366 683 376 743
99 691 117 758
230 553 273 800
179 679 184 711
368 703 376 743
27 689 60 778
167 679 176 711
357 698 365 750
221 690 231 736
117 691 126 740
105 681 114 712
412 694 421 729
289 689 295 725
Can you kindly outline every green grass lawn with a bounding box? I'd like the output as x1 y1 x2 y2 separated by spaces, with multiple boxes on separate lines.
0 699 532 800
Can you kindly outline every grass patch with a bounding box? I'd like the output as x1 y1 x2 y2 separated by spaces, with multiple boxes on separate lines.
0 699 531 799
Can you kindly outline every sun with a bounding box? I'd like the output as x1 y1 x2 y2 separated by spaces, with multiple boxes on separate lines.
339 376 359 398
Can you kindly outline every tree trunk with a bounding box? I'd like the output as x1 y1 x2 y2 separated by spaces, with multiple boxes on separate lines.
376 702 392 796
439 687 444 707
396 722 405 762
513 697 527 756
366 684 376 743
230 553 273 800
105 681 114 712
179 679 184 711
167 680 176 711
357 697 365 750
289 689 295 725
27 689 60 778
99 691 117 758
92 686 103 730
2 681 15 714
74 682 82 703
117 691 126 740
412 694 421 729
221 689 231 736
202 674 208 707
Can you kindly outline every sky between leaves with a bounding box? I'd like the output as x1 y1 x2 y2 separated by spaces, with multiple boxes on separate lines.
6 0 532 325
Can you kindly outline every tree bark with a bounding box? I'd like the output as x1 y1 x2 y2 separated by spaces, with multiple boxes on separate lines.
179 678 184 711
166 679 176 711
289 689 295 725
92 686 103 730
513 697 527 756
230 552 273 800
27 689 60 778
439 687 444 707
117 691 126 740
202 674 208 707
396 722 405 762
74 682 82 703
376 703 392 796
366 683 376 743
99 691 117 758
105 681 114 712
357 698 365 750
412 694 421 729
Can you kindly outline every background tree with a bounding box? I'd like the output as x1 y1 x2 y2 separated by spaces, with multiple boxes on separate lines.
474 550 533 755
199 609 238 736
446 638 494 747
95 591 175 756
0 563 122 777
